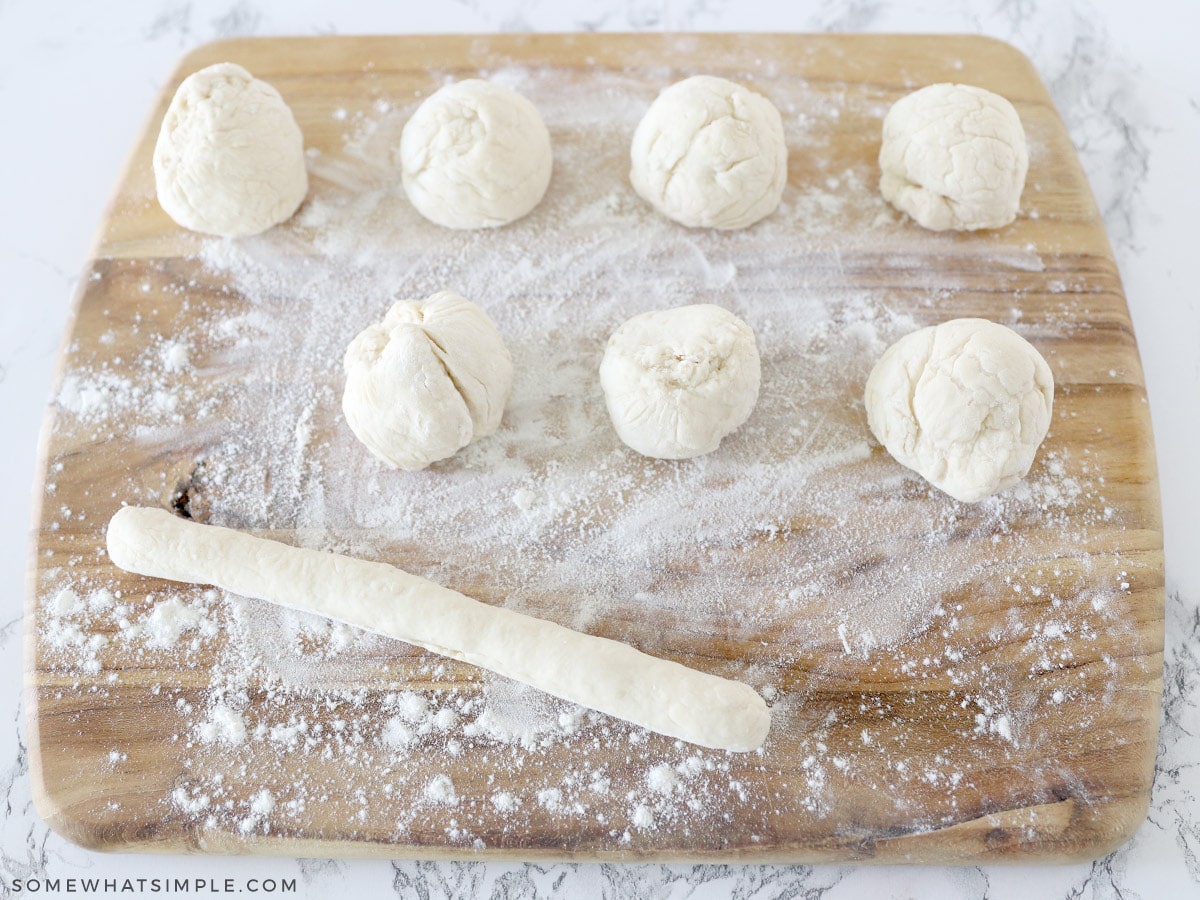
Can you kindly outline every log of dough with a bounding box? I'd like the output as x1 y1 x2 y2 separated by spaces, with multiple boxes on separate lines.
106 507 771 752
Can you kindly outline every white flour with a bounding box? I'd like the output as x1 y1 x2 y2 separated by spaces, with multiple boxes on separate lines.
34 62 1144 850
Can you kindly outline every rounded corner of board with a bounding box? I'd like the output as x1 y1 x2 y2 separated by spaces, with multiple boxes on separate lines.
1100 794 1155 858
1053 793 1155 865
30 780 116 855
955 34 1043 80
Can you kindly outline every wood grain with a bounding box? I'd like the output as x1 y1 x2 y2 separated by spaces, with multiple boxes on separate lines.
25 33 1162 863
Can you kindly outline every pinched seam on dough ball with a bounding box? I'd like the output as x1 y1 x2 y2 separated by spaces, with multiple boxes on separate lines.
421 327 504 437
383 295 510 437
601 306 760 459
420 329 475 412
641 340 733 391
342 294 512 470
342 322 474 470
643 343 736 448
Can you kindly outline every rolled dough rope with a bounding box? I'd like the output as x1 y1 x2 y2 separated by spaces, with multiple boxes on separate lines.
106 507 771 752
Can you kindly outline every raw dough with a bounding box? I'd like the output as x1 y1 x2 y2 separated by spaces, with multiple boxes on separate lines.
878 83 1028 231
106 507 771 752
629 75 787 229
599 304 761 459
864 317 1054 503
153 62 308 237
399 79 553 229
342 291 513 471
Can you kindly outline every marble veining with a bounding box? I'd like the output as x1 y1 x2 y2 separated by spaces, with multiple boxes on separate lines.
2 0 1198 897
1043 21 1153 254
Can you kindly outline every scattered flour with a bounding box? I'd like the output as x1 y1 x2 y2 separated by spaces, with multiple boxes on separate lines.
424 774 458 806
138 595 206 649
630 804 656 831
198 703 248 746
490 791 518 813
646 763 681 795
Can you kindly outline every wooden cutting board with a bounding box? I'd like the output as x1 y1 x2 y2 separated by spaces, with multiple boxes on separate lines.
25 33 1163 863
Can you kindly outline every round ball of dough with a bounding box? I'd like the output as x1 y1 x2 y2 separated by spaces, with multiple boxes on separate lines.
153 62 308 237
864 318 1054 503
629 75 787 230
878 83 1028 231
599 304 761 459
399 79 553 229
342 291 513 471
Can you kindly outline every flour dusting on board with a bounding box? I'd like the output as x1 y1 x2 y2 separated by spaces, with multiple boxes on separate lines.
36 61 1145 850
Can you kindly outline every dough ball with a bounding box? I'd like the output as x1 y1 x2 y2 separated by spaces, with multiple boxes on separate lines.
153 62 308 237
878 83 1028 231
629 75 787 230
399 79 553 229
600 304 761 459
342 291 513 471
864 318 1054 503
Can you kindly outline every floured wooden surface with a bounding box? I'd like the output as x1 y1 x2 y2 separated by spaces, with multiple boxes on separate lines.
26 34 1162 862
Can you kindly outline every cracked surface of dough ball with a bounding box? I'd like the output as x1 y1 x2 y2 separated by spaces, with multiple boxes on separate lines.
399 79 553 229
629 75 787 230
153 62 308 237
864 318 1054 503
342 291 513 471
878 83 1028 231
600 304 761 459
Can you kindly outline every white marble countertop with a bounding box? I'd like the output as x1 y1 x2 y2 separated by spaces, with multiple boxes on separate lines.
3 1 1198 898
